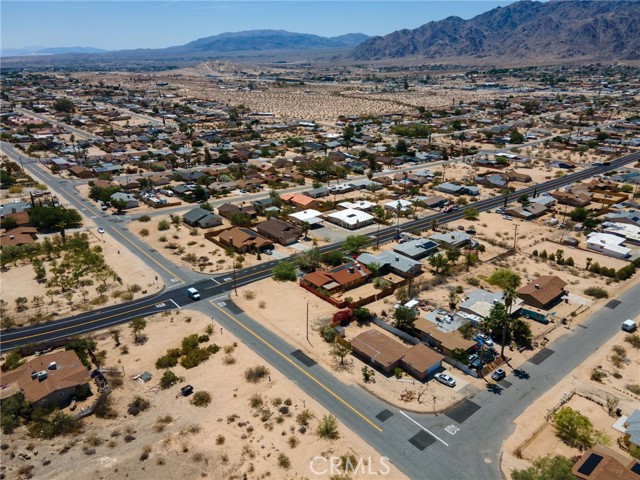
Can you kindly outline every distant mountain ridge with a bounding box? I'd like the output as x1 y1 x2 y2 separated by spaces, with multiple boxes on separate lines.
351 0 640 63
172 30 370 53
1 46 108 57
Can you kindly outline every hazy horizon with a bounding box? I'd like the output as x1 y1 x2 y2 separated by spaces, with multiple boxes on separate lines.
2 0 516 51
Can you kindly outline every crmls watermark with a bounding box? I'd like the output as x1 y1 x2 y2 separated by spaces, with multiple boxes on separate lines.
309 456 391 476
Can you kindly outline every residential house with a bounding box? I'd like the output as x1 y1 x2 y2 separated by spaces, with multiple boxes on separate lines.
549 159 577 169
0 350 91 408
149 175 171 186
605 210 640 228
505 170 532 183
400 344 444 380
288 209 324 227
528 195 557 208
623 409 640 458
0 227 38 247
301 262 371 293
586 232 631 259
412 318 477 357
393 238 439 260
571 444 639 480
1 210 30 228
217 227 273 254
110 192 139 209
304 187 330 199
1 200 32 217
504 202 548 220
280 193 319 210
429 231 472 249
474 172 509 189
217 203 257 220
458 289 523 320
349 179 384 191
325 209 374 230
550 190 592 207
256 218 302 246
183 207 223 228
358 251 423 277
436 183 480 196
68 165 95 179
602 222 640 246
384 199 413 213
337 200 376 212
420 195 448 209
518 275 567 311
351 330 407 374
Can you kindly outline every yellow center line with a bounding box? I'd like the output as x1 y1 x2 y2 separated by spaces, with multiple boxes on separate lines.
109 227 184 283
211 302 383 433
0 302 164 347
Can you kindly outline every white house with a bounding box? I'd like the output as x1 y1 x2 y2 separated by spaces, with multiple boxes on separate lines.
384 199 413 212
325 208 374 230
110 192 139 209
288 209 324 226
337 200 377 212
586 232 631 259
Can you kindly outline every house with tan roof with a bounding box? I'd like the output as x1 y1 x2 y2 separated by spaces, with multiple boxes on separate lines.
518 275 567 310
351 330 407 374
0 227 38 248
217 227 273 254
0 350 91 408
301 262 371 293
280 193 319 209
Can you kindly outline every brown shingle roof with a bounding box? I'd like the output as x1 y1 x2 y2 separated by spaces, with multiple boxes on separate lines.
0 350 90 404
351 330 407 368
401 344 444 374
518 275 567 308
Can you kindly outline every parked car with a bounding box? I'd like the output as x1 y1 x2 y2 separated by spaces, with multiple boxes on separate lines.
491 368 506 381
466 228 477 235
475 333 494 347
457 225 465 231
495 208 505 214
435 373 456 387
502 215 513 221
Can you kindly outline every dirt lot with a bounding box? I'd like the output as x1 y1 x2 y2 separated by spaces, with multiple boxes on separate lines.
234 278 474 413
501 314 640 478
0 310 407 480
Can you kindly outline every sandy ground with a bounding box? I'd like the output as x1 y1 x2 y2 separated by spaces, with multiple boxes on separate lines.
501 314 640 478
0 224 161 328
234 278 473 413
0 310 407 480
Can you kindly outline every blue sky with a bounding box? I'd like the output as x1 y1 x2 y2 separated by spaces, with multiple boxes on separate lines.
2 1 517 50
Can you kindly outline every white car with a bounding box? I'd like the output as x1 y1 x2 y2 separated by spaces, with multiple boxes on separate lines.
435 373 456 388
475 333 494 347
503 215 513 221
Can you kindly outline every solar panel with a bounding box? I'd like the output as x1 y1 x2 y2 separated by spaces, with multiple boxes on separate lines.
577 454 603 476
630 462 640 475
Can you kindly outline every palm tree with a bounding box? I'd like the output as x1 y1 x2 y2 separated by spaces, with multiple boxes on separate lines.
371 206 390 248
500 282 521 358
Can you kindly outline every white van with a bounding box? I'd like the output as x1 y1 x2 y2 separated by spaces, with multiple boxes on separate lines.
187 287 201 300
622 319 637 333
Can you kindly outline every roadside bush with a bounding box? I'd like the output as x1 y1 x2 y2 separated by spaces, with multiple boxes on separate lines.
591 369 606 383
626 384 640 395
244 365 270 383
127 396 151 416
159 370 182 390
139 228 149 237
190 391 211 407
158 220 170 231
94 396 118 419
180 347 211 369
155 350 179 369
138 215 151 222
316 415 339 440
625 334 640 349
584 287 608 299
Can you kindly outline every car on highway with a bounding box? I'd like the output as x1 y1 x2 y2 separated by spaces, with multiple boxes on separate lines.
434 373 456 387
491 368 506 381
187 287 201 300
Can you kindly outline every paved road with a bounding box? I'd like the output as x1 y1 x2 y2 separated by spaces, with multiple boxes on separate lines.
2 150 639 352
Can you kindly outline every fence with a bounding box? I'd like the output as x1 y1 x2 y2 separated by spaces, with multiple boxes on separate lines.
371 317 420 345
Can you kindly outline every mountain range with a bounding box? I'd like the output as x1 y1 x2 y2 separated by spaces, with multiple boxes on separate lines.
351 0 640 63
1 46 108 57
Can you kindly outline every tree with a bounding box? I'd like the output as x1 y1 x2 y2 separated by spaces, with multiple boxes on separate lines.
53 98 75 113
428 253 450 274
448 290 459 310
510 129 524 144
29 206 82 241
354 307 373 325
569 207 588 222
487 268 521 290
296 247 322 272
130 317 147 344
445 247 461 265
322 250 345 267
553 407 594 449
510 318 533 349
0 216 18 230
33 258 46 282
110 198 128 214
342 235 369 256
272 261 297 281
393 306 417 331
518 194 529 204
463 207 479 220
330 341 352 366
300 221 311 240
511 455 575 480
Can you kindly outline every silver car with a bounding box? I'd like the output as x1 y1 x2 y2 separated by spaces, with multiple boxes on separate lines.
435 373 456 387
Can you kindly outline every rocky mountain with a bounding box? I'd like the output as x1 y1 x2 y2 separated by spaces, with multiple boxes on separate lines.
351 0 640 63
172 30 369 53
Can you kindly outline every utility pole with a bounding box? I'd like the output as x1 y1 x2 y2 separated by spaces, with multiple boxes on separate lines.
513 224 518 251
233 261 238 297
306 301 311 345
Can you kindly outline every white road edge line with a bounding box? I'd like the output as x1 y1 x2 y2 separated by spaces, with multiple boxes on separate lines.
210 278 220 285
169 299 181 309
209 294 229 303
399 410 449 447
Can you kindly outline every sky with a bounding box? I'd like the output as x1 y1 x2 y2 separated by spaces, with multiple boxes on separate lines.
1 1 518 50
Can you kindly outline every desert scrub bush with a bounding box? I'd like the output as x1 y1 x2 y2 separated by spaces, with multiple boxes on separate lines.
296 409 314 427
258 301 266 309
277 453 291 469
626 384 640 395
625 334 640 349
584 287 608 299
243 290 256 300
216 435 225 445
612 345 627 357
158 220 170 231
138 215 151 222
139 228 149 237
190 391 212 407
287 436 299 448
316 415 339 439
244 365 270 383
127 396 151 416
222 355 236 365
94 395 118 419
591 369 606 382
248 394 264 409
611 354 626 369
